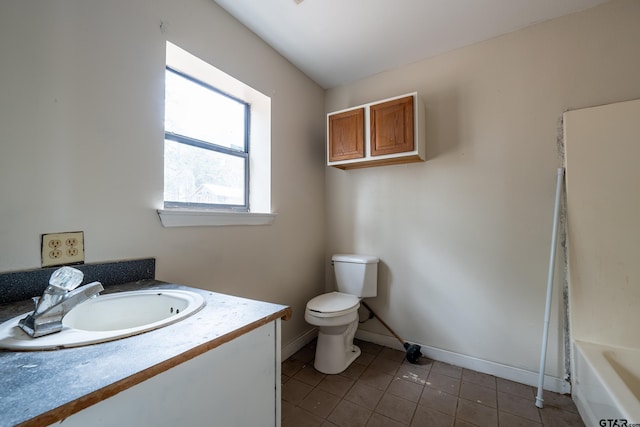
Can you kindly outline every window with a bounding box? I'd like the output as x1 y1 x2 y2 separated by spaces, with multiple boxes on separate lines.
158 42 274 227
164 68 249 210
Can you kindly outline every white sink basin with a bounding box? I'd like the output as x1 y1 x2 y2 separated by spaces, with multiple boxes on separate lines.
0 289 205 350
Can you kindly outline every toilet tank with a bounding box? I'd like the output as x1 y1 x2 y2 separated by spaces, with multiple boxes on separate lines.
332 254 379 297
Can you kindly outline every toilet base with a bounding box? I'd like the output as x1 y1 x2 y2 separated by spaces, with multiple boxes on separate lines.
314 341 361 375
313 319 361 374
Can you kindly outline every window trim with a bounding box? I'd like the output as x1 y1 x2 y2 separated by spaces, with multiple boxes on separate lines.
158 41 274 228
157 209 276 227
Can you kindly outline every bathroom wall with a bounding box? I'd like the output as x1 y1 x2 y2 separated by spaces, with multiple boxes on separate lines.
0 0 326 347
325 0 640 388
564 98 640 349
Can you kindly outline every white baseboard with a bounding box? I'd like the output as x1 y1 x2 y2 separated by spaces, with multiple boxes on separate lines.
282 328 318 361
355 330 571 395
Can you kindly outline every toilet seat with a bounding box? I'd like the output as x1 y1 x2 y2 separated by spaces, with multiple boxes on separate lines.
306 292 360 318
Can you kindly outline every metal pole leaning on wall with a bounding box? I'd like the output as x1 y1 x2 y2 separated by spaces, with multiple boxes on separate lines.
535 167 565 408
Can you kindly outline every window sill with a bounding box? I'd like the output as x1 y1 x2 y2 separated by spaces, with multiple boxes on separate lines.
157 209 277 227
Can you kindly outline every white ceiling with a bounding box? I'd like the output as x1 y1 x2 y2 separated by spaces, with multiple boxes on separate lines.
213 0 610 89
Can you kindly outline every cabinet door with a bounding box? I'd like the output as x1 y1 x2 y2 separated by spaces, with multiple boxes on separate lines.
370 95 414 156
328 108 365 161
52 323 279 427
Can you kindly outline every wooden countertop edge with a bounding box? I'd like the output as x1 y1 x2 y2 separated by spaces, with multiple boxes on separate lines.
17 306 292 427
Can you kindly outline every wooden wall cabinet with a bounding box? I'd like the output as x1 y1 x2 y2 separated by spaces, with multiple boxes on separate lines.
328 108 365 161
327 93 425 169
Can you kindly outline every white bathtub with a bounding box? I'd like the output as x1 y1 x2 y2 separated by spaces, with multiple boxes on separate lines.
573 340 640 425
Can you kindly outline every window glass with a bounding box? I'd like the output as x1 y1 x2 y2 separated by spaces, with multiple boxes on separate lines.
165 69 246 151
164 67 249 210
164 139 245 207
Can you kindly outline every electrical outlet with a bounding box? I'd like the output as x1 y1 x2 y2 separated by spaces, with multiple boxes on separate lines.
41 231 85 267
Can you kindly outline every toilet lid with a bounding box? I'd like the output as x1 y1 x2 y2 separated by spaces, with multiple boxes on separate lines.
307 292 360 314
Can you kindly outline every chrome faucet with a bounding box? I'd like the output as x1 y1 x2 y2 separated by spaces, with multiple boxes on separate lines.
18 267 104 338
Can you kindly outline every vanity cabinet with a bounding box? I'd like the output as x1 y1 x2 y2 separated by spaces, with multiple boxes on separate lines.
52 321 282 427
327 92 425 169
0 282 291 427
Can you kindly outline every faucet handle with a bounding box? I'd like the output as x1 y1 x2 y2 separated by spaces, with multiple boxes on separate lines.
49 266 84 291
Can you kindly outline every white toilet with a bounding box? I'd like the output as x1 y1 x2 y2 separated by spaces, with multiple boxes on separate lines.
305 254 379 374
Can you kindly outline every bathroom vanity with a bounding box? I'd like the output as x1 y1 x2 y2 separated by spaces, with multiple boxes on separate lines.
0 280 291 427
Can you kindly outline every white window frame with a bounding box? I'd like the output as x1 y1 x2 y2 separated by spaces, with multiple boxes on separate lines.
158 42 275 227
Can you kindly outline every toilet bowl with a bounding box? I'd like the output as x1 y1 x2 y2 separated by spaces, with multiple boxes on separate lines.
305 254 379 375
305 292 361 374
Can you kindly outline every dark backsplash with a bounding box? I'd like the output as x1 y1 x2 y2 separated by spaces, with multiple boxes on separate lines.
0 259 155 304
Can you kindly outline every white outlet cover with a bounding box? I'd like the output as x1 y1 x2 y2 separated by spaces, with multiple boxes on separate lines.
41 231 85 267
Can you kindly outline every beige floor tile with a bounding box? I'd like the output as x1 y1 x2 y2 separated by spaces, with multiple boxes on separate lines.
359 366 394 390
539 405 585 427
317 374 355 398
299 388 341 419
282 378 314 405
339 361 366 380
403 358 434 378
496 378 535 399
280 341 586 427
456 398 498 427
294 364 327 387
282 357 306 377
461 369 496 390
460 381 497 408
367 412 407 427
431 361 463 379
375 393 418 425
538 391 579 413
405 357 434 369
282 373 290 385
292 346 317 364
327 399 372 427
354 351 376 367
426 372 461 396
497 391 541 423
411 405 455 427
368 355 403 376
282 405 324 427
499 411 543 427
344 381 385 410
387 377 424 403
397 363 431 386
419 387 458 416
379 347 407 362
357 340 384 355
282 400 297 420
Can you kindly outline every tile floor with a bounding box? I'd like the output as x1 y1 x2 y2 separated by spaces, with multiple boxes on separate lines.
281 339 584 427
